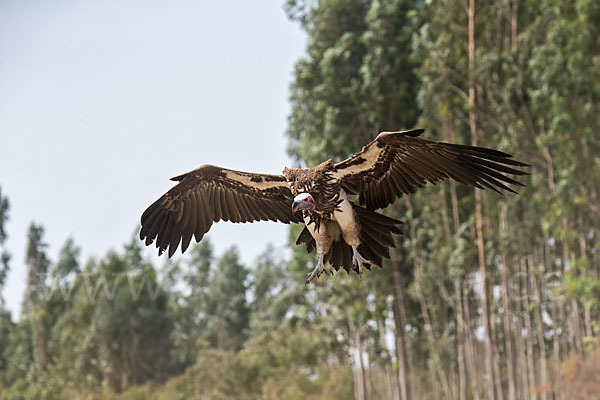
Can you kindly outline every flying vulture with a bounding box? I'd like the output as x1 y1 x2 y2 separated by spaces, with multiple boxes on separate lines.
140 129 528 283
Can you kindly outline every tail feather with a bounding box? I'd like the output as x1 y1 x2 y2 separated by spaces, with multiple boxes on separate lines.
361 233 391 259
295 205 403 275
361 220 397 248
330 239 343 267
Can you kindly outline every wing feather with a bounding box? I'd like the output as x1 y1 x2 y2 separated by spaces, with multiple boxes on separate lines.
234 195 249 222
140 164 301 257
158 217 174 253
224 190 239 222
180 197 192 228
180 197 195 253
168 224 182 258
199 189 212 230
144 212 164 246
214 187 225 220
334 129 529 210
243 197 264 220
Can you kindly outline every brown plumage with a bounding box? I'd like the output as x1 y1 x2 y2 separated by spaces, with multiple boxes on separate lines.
295 205 402 274
333 129 528 209
140 129 528 282
283 161 341 231
140 165 302 258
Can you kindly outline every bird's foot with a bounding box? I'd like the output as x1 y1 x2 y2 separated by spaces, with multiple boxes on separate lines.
352 246 371 276
305 255 329 285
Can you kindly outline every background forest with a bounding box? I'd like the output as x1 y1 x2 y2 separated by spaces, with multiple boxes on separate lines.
1 0 600 399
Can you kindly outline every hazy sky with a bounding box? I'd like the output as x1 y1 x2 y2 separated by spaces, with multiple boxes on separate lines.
0 1 306 318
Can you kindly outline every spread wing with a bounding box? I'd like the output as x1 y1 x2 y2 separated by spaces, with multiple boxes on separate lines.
333 129 529 210
140 164 302 257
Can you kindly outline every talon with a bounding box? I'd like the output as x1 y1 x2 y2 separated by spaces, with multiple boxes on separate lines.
352 246 370 275
306 254 326 285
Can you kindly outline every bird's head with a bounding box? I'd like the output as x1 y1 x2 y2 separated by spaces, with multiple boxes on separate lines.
292 192 315 213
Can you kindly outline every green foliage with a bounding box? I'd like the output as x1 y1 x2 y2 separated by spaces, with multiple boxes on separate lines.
22 223 50 314
52 237 80 283
247 245 295 335
1 320 33 390
285 0 421 166
167 241 213 372
0 187 10 299
205 247 249 351
1 0 599 398
101 328 353 400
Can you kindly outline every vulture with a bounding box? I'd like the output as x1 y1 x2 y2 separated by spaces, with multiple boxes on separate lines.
140 129 528 284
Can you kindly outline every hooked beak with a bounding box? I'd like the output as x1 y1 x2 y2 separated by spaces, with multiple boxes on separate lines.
292 199 302 213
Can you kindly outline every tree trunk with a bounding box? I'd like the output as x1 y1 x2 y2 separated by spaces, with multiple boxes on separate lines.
568 249 584 355
405 198 454 400
467 0 495 397
391 255 411 400
440 184 452 240
500 209 517 400
552 301 562 400
377 318 397 400
579 232 594 340
463 286 482 400
351 323 368 400
121 343 129 392
584 304 593 339
415 279 453 400
532 253 548 400
455 279 468 400
511 0 518 51
489 301 504 400
99 305 119 392
32 318 48 372
513 271 529 400
570 296 584 355
522 258 537 400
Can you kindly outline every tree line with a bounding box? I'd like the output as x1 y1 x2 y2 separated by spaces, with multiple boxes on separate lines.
1 0 599 398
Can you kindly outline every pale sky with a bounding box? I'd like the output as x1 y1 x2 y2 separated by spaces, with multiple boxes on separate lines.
0 0 307 318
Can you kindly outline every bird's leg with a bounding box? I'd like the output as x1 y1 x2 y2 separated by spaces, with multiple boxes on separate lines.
351 245 371 275
305 254 330 285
